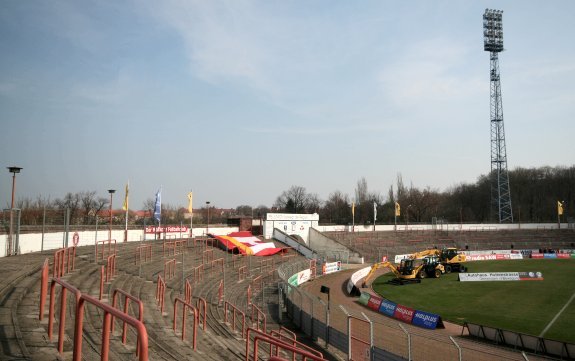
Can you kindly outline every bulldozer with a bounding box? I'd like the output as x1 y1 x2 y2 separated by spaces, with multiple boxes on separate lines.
362 256 444 287
407 247 467 273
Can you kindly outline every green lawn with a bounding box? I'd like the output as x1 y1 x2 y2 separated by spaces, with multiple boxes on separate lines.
371 259 575 343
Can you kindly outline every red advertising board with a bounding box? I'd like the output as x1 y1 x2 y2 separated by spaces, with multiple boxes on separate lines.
530 253 544 259
393 304 415 323
145 226 189 234
367 295 383 311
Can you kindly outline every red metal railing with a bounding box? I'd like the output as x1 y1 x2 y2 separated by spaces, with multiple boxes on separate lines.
173 297 199 350
259 258 274 274
135 244 153 265
48 278 82 353
111 288 144 356
238 265 247 282
73 293 149 361
232 254 245 268
224 301 246 337
211 257 224 274
100 266 105 300
251 303 267 333
96 239 117 262
245 327 326 361
251 275 263 294
218 279 224 306
164 258 176 280
185 278 193 303
53 246 75 278
203 249 214 265
39 258 49 321
253 335 326 361
196 297 207 331
156 275 166 313
106 254 116 282
269 328 323 361
193 264 203 283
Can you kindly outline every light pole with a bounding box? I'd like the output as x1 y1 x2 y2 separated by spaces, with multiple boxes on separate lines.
405 204 412 230
108 189 115 240
7 166 22 256
206 201 211 235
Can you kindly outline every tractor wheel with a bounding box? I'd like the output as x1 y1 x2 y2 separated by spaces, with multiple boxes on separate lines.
418 271 426 279
444 265 452 274
460 265 467 273
434 269 441 278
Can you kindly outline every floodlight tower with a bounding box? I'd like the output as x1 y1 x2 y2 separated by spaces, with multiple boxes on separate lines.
483 9 513 223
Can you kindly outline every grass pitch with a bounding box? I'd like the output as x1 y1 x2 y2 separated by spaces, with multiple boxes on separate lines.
371 259 575 343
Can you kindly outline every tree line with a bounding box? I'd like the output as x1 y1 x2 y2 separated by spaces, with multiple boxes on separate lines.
272 165 574 225
4 165 574 226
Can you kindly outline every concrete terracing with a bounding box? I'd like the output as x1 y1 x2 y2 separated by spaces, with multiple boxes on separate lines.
0 239 337 361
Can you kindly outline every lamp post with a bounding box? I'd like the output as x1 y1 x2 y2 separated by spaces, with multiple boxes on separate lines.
206 201 211 235
405 204 412 230
7 166 22 256
108 189 115 240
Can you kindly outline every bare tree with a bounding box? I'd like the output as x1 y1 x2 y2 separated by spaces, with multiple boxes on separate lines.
274 185 310 213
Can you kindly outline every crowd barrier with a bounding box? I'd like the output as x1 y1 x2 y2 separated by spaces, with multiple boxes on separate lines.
463 322 574 360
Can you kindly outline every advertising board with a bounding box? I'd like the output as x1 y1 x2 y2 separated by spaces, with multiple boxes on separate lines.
459 272 543 282
323 261 342 275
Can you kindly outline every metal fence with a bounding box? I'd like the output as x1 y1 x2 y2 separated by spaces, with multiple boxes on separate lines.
277 260 548 361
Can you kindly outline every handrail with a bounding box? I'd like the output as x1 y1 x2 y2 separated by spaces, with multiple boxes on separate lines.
156 275 166 313
196 297 207 331
164 258 176 280
96 239 116 262
251 303 267 333
193 264 204 283
268 329 323 361
245 327 326 361
48 278 82 353
106 254 116 282
173 297 199 350
99 266 105 300
238 265 247 282
53 248 65 278
253 335 326 361
135 244 153 265
224 301 246 337
218 279 224 306
203 249 214 265
39 258 49 321
111 288 145 356
185 278 193 303
211 257 224 275
73 293 149 361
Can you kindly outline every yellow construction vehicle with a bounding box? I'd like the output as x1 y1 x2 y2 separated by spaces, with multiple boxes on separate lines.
362 257 445 287
407 247 467 273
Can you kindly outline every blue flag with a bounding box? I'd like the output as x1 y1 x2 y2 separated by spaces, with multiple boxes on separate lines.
153 188 161 223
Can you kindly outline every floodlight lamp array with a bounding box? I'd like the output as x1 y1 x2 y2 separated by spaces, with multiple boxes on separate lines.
483 9 504 52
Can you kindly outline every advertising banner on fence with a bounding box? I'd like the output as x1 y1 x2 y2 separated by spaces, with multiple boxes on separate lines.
379 299 397 317
288 269 312 286
459 272 543 282
412 310 442 329
393 304 415 323
145 226 189 234
367 294 383 311
466 253 523 261
322 261 342 275
359 292 371 306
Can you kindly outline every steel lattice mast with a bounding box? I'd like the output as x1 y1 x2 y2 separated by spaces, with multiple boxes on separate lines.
484 9 513 223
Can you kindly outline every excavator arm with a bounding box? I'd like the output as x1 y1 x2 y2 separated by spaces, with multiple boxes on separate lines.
361 261 399 287
408 249 440 260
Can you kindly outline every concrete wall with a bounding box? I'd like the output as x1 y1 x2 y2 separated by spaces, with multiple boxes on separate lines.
315 222 562 233
309 228 364 263
0 226 238 258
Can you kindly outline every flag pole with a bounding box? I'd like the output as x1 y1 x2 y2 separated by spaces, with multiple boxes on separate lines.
124 182 129 243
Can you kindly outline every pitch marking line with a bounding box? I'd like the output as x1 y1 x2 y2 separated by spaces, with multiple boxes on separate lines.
539 290 575 338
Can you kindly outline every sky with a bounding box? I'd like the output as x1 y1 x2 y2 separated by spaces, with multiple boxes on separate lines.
1 1 574 211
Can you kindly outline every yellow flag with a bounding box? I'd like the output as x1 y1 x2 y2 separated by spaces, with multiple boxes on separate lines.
187 192 193 214
352 202 355 217
395 202 401 217
122 183 129 211
558 201 564 216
